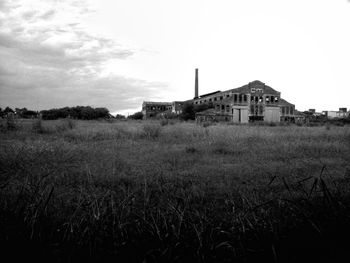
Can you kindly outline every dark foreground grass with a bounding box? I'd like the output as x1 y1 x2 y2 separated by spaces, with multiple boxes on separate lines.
1 119 350 262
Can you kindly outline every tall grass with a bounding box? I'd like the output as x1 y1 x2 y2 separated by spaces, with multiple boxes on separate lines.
1 119 350 262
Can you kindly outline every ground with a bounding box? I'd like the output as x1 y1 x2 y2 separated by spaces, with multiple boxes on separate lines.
1 119 350 262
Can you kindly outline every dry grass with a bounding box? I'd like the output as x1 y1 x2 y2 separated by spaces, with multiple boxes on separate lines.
1 119 350 262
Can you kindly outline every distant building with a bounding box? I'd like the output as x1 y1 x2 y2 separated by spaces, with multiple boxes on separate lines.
322 108 348 119
142 102 172 119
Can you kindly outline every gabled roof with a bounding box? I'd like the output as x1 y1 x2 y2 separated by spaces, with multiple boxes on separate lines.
279 98 295 106
229 80 280 95
197 90 221 99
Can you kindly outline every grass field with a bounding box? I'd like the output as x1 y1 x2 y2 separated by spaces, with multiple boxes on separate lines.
1 119 350 262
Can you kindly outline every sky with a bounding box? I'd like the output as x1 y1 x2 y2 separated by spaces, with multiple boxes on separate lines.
0 0 350 115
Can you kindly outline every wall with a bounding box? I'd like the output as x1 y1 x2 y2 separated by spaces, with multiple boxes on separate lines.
265 107 280 122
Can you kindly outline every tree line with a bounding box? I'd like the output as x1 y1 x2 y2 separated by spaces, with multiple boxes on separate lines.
0 106 113 120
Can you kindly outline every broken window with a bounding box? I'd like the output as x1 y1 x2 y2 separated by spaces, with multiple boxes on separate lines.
255 96 259 103
244 95 247 102
275 97 279 103
259 96 263 102
251 96 255 102
234 94 238 102
250 105 255 114
214 97 217 101
271 96 274 103
221 105 225 111
226 105 230 113
220 96 223 100
239 94 242 102
265 96 270 103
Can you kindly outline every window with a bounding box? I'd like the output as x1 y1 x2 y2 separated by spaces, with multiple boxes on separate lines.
282 107 285 114
234 94 238 102
265 97 270 103
290 107 294 115
214 97 217 101
239 94 242 102
209 98 212 102
244 95 247 102
271 96 274 103
275 97 279 103
221 105 225 111
226 105 230 113
259 96 263 102
220 96 223 100
226 94 230 98
251 96 255 102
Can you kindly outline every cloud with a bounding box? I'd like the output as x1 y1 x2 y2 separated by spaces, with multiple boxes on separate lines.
0 0 166 113
38 10 56 20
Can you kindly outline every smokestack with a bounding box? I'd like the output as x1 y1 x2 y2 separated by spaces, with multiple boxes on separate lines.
195 68 198 98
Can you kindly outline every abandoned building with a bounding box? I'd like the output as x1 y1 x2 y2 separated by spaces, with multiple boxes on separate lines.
142 69 302 123
142 101 185 119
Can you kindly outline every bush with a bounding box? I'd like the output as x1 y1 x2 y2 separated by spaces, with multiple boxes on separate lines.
128 112 143 120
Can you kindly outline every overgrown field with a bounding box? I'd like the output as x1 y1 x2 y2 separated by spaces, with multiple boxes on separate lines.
1 119 350 262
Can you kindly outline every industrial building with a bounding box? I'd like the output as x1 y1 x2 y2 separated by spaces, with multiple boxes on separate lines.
141 69 348 123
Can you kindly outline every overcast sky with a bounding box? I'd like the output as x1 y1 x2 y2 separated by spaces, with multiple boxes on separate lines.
1 0 349 115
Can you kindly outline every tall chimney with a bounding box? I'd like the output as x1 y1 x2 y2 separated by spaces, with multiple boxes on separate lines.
195 68 198 98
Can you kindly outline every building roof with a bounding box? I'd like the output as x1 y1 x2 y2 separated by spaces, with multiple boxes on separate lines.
228 80 280 95
143 101 172 105
278 98 295 106
197 90 221 99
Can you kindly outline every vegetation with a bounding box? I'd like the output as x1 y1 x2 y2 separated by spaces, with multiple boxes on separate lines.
180 102 213 120
128 111 144 120
40 106 110 120
1 119 350 262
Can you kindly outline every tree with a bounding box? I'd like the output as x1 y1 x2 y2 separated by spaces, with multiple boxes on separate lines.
180 102 213 121
4 107 14 114
128 111 143 120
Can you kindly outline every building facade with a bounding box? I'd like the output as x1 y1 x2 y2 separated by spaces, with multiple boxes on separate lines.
193 80 295 123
